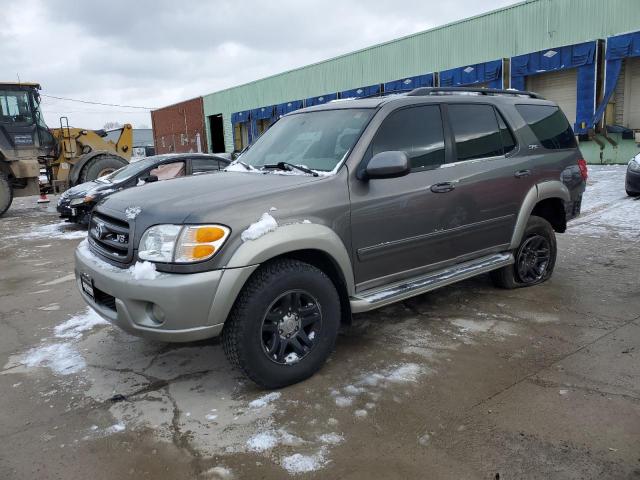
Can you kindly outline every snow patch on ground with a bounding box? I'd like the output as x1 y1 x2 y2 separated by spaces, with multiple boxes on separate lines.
568 165 640 240
54 307 108 339
248 392 281 408
8 221 87 241
19 343 85 375
281 451 327 474
130 261 158 280
241 213 278 242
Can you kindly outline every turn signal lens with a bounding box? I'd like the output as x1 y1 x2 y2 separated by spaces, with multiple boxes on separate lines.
174 225 230 263
195 226 225 243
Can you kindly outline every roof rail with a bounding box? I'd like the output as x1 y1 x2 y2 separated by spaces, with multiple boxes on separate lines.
406 87 544 99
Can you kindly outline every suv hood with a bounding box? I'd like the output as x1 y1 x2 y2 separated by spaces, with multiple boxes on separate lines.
99 171 324 223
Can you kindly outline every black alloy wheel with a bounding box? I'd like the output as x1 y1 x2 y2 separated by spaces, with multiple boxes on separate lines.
515 234 551 283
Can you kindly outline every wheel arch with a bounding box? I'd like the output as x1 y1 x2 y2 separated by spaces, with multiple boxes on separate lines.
211 224 356 327
509 181 570 249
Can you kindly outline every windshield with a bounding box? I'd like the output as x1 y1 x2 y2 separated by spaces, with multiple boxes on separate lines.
100 156 163 183
238 109 374 172
0 90 34 124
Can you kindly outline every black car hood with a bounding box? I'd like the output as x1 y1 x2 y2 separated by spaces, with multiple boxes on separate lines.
99 171 323 223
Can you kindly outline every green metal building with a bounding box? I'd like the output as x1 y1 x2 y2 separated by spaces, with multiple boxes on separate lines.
201 0 640 163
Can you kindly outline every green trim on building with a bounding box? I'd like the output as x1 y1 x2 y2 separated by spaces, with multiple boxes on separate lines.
202 0 640 157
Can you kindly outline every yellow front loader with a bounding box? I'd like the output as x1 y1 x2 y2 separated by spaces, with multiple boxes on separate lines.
0 82 133 215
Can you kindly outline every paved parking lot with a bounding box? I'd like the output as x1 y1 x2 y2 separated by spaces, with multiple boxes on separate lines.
1 165 638 479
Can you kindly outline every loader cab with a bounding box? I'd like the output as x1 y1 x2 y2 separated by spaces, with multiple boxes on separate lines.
0 83 56 157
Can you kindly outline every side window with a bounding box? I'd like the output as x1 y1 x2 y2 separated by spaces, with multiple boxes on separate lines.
149 161 185 180
515 104 577 150
496 109 517 155
371 105 445 170
192 158 222 174
447 104 503 161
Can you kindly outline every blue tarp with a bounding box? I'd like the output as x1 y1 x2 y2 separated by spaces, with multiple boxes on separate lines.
252 106 275 121
340 84 381 98
591 31 640 127
230 110 250 124
510 41 596 134
439 60 503 89
304 93 338 107
275 100 303 117
384 73 433 92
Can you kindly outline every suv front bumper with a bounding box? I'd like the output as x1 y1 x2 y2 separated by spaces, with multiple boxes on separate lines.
74 244 256 342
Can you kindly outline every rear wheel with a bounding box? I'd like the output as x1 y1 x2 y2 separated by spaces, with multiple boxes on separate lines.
79 154 127 183
222 259 340 389
491 215 557 289
626 188 640 197
0 172 13 216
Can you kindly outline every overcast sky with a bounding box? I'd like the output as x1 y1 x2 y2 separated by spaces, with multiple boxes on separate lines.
2 0 515 129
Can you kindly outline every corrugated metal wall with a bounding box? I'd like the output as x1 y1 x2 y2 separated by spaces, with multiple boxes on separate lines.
203 0 640 152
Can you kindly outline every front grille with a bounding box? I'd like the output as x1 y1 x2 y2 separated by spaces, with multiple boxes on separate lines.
89 211 132 264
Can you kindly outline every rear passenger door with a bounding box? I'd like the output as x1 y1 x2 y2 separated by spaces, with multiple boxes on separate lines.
438 103 534 257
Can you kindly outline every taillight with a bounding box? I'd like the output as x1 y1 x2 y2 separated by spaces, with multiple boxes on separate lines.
577 158 588 180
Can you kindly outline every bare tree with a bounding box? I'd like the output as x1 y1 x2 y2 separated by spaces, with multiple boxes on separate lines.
103 121 123 130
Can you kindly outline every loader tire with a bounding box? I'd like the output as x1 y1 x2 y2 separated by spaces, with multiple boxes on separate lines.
80 155 127 183
0 172 13 216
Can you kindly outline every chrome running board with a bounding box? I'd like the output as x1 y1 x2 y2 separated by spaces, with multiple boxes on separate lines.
350 252 514 313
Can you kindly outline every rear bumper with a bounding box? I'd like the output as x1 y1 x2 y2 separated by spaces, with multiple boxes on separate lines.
74 243 256 342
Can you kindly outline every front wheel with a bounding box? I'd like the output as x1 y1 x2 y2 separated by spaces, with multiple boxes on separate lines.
222 259 340 389
0 172 13 216
490 215 557 289
79 154 128 183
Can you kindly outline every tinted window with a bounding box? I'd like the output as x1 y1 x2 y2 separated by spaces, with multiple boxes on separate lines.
515 104 576 150
371 105 445 170
192 158 222 174
496 110 516 154
448 104 503 161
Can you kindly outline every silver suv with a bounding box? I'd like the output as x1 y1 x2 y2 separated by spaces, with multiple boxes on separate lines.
75 87 587 388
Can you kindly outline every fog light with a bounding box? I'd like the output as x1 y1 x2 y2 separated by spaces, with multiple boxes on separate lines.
150 304 165 324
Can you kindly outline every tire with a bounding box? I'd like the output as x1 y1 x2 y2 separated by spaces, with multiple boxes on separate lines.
222 259 341 389
0 172 13 216
79 154 127 183
626 189 640 197
490 215 557 289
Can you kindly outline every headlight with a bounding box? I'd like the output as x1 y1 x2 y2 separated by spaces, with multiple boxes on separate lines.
70 196 93 206
138 224 230 263
629 158 640 173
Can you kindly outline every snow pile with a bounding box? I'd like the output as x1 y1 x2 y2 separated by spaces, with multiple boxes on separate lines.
225 162 259 173
284 352 300 364
246 432 279 452
21 343 85 375
241 213 278 242
317 433 343 445
105 423 126 434
281 451 327 474
125 206 141 219
54 308 108 339
249 391 281 408
130 261 158 280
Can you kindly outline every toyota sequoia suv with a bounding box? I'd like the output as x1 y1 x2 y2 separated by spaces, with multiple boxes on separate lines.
75 87 587 388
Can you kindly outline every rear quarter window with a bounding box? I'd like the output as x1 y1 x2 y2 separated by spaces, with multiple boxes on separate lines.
515 104 577 150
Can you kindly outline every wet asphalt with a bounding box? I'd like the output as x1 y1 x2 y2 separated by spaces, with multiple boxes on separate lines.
0 166 639 479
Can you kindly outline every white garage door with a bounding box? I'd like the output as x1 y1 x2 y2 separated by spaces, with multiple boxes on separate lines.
616 57 640 129
527 69 578 127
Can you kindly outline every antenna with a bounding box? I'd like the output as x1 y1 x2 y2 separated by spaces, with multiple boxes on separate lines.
16 73 21 84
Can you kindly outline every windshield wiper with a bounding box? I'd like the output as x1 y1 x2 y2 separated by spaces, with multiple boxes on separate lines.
262 162 319 177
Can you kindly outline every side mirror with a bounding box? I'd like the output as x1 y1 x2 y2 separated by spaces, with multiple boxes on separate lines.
140 174 158 183
364 151 410 179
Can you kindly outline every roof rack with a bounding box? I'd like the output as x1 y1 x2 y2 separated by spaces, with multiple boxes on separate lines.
406 87 543 99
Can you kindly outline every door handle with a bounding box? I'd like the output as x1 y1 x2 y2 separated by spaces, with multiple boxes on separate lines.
514 169 532 178
430 182 456 193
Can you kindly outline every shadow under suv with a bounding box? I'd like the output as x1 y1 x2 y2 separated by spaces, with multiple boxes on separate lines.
75 87 587 388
